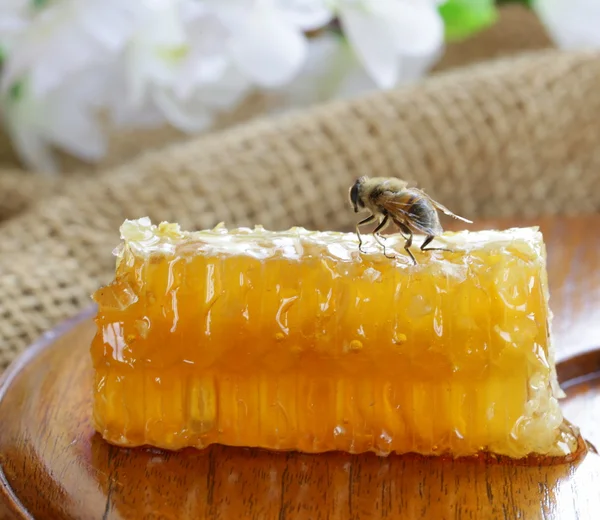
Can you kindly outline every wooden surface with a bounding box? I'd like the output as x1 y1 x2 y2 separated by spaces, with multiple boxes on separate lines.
1 214 600 520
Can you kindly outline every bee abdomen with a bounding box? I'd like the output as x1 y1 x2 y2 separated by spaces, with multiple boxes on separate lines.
408 197 443 234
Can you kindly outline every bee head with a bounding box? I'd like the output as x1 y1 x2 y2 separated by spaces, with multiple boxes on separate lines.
349 177 367 213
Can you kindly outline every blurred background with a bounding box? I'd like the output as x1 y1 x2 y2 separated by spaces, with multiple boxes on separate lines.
0 0 597 176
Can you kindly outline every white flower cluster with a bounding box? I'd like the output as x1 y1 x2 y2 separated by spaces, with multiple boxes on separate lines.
1 1 598 173
0 0 446 173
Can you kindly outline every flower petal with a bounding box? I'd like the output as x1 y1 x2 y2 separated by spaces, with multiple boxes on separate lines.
194 64 251 110
175 11 231 99
228 5 307 87
338 1 443 87
276 0 334 31
174 54 229 99
8 123 59 174
533 0 600 49
2 88 58 173
401 47 444 80
0 0 30 49
338 5 399 88
207 0 255 34
381 1 444 56
101 58 166 127
0 0 139 97
153 87 213 133
121 1 190 108
43 101 107 162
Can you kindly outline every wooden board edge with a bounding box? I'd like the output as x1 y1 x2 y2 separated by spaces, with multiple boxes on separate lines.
0 306 97 520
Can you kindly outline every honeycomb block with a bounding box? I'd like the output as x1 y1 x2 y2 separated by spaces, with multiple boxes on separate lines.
90 218 577 458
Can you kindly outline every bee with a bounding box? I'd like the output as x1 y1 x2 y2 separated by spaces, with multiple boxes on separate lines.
348 176 472 264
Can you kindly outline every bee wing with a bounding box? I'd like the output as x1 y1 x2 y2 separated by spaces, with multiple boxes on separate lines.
378 191 443 236
421 192 473 223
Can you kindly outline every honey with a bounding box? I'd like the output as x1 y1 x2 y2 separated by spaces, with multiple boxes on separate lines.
90 218 578 458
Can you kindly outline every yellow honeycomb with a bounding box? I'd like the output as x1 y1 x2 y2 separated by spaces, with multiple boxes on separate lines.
90 218 577 458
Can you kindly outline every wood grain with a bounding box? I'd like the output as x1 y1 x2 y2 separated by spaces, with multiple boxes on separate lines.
1 214 600 520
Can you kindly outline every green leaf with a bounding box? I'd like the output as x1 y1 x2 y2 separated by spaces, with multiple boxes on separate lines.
9 81 24 102
32 0 50 8
439 0 499 42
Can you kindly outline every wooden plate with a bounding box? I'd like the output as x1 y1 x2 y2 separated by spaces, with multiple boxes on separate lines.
1 307 599 520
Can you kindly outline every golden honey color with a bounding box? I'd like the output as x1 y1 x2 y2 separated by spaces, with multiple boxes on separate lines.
90 218 578 458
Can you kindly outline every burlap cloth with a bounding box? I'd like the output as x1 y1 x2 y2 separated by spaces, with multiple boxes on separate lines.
0 6 599 373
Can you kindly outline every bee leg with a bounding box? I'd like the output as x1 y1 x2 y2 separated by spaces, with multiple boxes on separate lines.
356 214 377 253
403 232 417 265
372 215 395 258
392 221 416 264
421 235 451 253
373 214 389 241
376 240 396 260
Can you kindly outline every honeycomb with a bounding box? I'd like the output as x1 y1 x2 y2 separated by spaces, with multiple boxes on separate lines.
90 217 578 458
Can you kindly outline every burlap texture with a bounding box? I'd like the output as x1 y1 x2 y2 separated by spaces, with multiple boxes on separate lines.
1 6 599 373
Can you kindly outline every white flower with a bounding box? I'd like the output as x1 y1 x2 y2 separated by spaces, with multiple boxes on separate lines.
275 0 335 30
532 0 600 49
122 0 192 110
0 74 107 174
0 0 142 98
108 0 251 133
0 0 31 51
211 0 334 87
274 31 442 111
210 0 442 90
335 0 444 89
150 63 251 133
0 0 447 173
